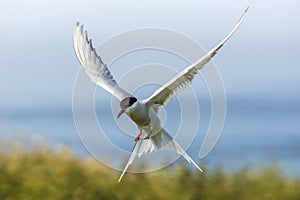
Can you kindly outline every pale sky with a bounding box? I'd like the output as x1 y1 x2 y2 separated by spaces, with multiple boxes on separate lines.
0 0 299 108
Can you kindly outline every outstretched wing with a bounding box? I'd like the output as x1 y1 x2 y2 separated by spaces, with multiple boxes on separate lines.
145 7 248 107
118 128 202 182
73 22 132 101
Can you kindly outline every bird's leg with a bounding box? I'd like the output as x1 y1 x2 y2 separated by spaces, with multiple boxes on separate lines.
135 130 142 141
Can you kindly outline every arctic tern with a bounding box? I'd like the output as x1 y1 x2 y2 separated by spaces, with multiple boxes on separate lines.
73 7 248 182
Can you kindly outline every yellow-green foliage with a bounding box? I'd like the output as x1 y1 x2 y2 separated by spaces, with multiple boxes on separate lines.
0 145 299 200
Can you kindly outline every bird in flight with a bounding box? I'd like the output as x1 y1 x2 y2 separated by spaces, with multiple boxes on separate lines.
73 7 248 182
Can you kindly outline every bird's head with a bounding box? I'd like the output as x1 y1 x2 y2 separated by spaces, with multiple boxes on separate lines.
117 97 137 118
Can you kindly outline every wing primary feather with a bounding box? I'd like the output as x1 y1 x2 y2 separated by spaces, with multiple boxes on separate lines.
145 7 248 108
73 22 132 101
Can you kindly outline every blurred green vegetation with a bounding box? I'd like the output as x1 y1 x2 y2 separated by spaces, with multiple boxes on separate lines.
0 143 299 200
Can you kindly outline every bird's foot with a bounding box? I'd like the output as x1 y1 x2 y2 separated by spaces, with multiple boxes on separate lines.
144 135 150 140
144 132 152 140
135 135 141 141
135 131 143 141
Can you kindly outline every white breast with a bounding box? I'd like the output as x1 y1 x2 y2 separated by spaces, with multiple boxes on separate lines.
148 108 162 135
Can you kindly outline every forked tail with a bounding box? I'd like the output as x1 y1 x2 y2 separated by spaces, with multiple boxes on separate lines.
118 128 202 182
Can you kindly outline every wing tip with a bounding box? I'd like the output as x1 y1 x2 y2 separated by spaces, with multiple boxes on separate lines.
245 6 250 13
75 21 84 32
238 6 249 24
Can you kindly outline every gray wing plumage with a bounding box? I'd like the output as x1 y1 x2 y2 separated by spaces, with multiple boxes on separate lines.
145 7 248 107
118 128 202 182
73 22 132 101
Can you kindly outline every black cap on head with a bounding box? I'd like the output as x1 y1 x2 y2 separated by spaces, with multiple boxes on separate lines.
120 97 137 110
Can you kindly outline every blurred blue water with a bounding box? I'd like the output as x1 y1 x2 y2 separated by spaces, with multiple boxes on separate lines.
0 96 299 176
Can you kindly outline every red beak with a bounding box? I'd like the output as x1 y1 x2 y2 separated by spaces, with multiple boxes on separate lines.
117 109 125 118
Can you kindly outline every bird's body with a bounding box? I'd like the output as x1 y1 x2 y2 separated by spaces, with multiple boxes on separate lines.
127 101 151 127
126 101 161 138
73 7 248 182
